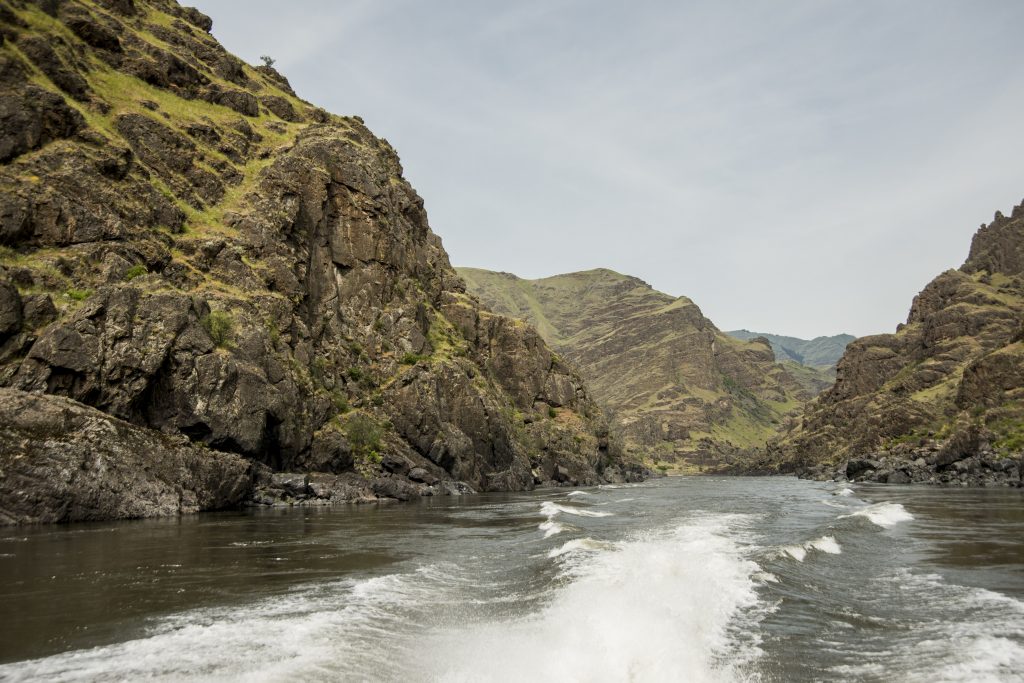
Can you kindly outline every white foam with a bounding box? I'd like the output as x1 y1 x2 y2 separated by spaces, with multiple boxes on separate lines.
836 487 854 497
807 536 842 555
830 569 1024 682
566 490 592 497
781 535 842 562
415 513 768 682
537 500 608 537
0 569 440 682
538 520 565 538
842 502 914 528
782 545 807 562
539 501 612 518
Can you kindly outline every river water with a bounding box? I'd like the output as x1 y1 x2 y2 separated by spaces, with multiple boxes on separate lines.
0 476 1022 682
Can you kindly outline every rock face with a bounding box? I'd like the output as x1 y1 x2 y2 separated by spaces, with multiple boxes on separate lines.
0 0 647 523
0 388 254 524
761 203 1024 485
457 267 827 471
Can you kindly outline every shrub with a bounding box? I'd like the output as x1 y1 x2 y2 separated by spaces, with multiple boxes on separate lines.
260 55 276 67
331 391 349 414
201 310 234 348
347 367 363 382
124 264 147 281
548 407 557 419
66 288 92 301
400 352 427 365
346 413 384 477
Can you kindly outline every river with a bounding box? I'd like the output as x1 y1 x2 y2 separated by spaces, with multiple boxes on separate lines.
1 476 1022 682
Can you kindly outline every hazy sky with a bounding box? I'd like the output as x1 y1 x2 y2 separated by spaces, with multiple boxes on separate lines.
194 0 1024 338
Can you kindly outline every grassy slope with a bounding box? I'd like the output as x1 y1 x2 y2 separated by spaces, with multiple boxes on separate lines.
458 267 825 471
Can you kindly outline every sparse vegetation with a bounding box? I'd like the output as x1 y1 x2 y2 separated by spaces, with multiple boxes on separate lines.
400 352 428 365
330 390 350 414
260 55 276 67
201 310 234 348
65 287 92 301
345 413 384 477
124 264 148 281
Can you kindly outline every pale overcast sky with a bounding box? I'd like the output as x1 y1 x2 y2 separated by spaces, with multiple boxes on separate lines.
193 0 1024 338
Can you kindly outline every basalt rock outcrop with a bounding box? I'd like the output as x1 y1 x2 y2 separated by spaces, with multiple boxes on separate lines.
760 203 1024 485
0 387 254 524
457 267 829 471
0 0 646 523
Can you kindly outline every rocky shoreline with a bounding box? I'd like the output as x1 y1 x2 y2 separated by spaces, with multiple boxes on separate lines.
0 388 651 525
797 428 1023 487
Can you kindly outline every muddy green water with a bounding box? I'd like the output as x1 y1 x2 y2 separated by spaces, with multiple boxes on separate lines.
0 476 1022 681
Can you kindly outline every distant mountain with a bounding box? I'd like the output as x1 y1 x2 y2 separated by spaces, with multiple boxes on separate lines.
458 267 833 471
725 331 855 368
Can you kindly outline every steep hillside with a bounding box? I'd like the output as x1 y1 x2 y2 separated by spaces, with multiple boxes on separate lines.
458 267 821 471
760 204 1024 486
0 0 646 523
725 330 854 369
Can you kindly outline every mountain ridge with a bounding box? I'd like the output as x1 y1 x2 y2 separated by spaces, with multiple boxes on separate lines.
458 266 833 472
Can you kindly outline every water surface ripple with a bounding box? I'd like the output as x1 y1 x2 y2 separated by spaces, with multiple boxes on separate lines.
1 477 1022 682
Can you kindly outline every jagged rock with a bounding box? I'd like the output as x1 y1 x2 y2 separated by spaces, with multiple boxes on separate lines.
61 5 123 53
175 5 212 32
0 277 22 342
260 95 302 122
202 85 259 117
0 388 254 524
0 85 84 163
17 35 91 100
766 201 1024 484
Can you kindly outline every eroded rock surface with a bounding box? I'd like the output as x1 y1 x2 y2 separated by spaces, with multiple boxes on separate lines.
0 388 254 523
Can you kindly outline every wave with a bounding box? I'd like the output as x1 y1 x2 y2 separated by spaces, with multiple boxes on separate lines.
841 502 914 528
0 568 444 682
539 502 612 518
415 513 768 682
547 537 615 559
781 535 842 562
828 569 1024 682
566 490 592 497
538 519 565 538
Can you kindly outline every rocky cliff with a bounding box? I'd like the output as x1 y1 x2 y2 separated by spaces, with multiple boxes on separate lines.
457 267 825 471
0 0 646 523
760 204 1024 486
